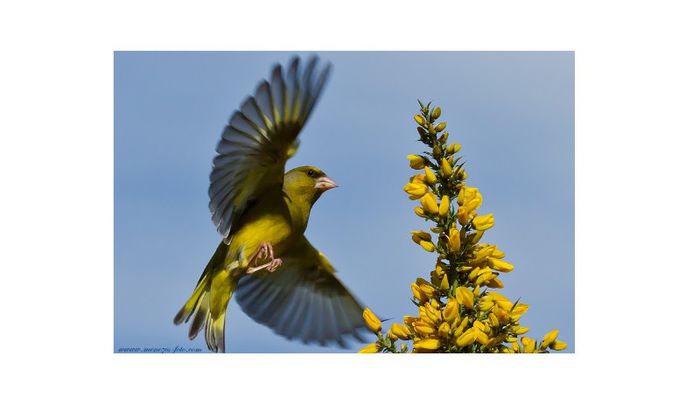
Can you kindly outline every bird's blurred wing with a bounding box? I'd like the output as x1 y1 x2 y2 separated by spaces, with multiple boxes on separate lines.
209 56 331 242
235 237 369 347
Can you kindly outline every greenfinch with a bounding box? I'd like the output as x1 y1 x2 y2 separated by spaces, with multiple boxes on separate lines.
174 56 368 352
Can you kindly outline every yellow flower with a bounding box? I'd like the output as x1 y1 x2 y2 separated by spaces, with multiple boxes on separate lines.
403 316 419 326
468 230 484 244
478 300 494 311
440 158 453 177
457 187 478 206
472 214 495 231
414 207 426 218
424 167 437 184
491 247 506 259
390 323 411 340
513 326 529 335
362 308 382 333
434 122 447 132
430 106 441 121
521 337 536 353
410 174 426 184
512 342 520 352
438 195 450 217
438 322 450 338
443 299 458 323
411 230 432 244
423 303 442 323
455 286 474 308
542 329 559 348
487 258 514 273
457 206 473 226
414 114 425 127
404 182 428 198
475 330 490 345
411 283 426 301
510 303 529 319
358 343 380 353
407 154 425 170
420 193 439 215
419 240 436 252
551 340 568 351
413 322 436 336
440 274 449 291
448 227 461 252
456 329 477 347
476 269 496 286
417 280 436 299
488 313 500 328
486 277 504 288
414 339 441 352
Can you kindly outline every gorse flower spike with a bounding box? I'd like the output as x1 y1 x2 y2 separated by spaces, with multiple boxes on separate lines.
361 101 567 353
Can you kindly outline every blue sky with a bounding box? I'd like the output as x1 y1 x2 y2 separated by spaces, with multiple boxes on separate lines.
114 51 574 353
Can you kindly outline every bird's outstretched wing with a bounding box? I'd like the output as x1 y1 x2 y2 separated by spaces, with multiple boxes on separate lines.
209 56 331 242
235 236 369 347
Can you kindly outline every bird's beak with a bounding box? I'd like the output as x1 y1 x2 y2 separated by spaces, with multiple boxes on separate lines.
314 176 338 192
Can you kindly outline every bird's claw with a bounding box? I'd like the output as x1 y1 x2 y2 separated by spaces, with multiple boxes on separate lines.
267 258 282 272
245 242 282 274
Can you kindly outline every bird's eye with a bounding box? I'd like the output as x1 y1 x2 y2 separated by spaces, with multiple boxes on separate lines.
307 170 315 177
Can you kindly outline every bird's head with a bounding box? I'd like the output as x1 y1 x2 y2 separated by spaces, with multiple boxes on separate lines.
283 166 338 205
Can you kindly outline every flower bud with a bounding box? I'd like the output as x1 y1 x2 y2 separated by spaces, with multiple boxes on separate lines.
419 240 435 252
411 230 432 244
435 122 447 132
430 106 441 121
414 207 426 218
420 193 439 215
407 154 425 170
424 167 437 184
448 227 461 252
440 158 453 177
440 274 449 291
513 326 529 335
403 182 428 198
362 308 382 333
414 114 425 126
438 322 450 338
438 195 450 217
390 323 411 340
472 213 495 231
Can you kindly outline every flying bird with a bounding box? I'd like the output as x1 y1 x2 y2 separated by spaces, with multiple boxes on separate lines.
174 56 368 352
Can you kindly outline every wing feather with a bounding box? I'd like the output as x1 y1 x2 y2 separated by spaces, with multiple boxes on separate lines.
234 237 369 347
209 56 331 241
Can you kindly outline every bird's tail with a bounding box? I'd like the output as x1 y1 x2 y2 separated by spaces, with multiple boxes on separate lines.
174 243 239 353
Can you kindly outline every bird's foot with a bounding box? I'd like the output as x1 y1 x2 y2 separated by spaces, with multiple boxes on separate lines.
246 242 282 274
251 242 274 266
246 258 283 274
